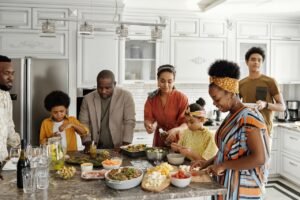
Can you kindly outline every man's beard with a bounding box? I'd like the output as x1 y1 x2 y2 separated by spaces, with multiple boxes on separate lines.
0 84 12 91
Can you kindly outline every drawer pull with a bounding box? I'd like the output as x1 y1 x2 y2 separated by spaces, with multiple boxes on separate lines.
289 161 298 167
289 136 298 141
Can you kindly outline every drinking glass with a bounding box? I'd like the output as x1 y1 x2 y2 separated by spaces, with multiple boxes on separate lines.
30 147 41 168
22 168 36 194
10 147 20 164
36 166 49 190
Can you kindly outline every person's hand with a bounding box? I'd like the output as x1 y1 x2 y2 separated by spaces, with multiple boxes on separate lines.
83 141 92 154
190 159 207 170
166 128 180 143
179 147 192 157
171 143 181 152
59 122 73 132
144 122 154 134
256 100 267 110
206 164 225 176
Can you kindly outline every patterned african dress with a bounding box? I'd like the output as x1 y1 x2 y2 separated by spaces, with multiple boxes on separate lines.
213 106 270 200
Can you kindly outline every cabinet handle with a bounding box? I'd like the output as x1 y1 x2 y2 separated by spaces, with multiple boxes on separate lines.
135 32 146 35
178 33 188 36
248 36 259 39
289 136 298 141
5 25 15 28
282 37 292 40
289 161 298 167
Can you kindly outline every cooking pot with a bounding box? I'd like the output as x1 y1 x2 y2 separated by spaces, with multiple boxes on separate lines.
277 110 289 122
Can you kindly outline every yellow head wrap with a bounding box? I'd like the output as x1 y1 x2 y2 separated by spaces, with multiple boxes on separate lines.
185 108 206 118
209 76 239 94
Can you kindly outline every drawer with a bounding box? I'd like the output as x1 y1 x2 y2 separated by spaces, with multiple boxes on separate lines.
0 7 31 29
282 130 300 155
280 153 300 185
171 18 199 37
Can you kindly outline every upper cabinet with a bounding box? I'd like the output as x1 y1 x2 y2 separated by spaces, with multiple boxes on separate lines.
271 23 300 40
119 36 160 84
122 15 161 36
77 32 118 88
171 37 226 83
171 18 199 37
270 40 300 83
0 7 31 29
199 20 227 38
32 8 69 30
237 21 270 39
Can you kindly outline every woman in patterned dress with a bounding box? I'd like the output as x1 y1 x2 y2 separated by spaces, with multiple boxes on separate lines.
192 60 270 200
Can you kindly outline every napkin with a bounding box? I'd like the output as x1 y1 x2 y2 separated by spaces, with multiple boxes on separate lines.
2 160 17 171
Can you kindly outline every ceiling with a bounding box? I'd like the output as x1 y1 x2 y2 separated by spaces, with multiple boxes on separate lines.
124 0 300 18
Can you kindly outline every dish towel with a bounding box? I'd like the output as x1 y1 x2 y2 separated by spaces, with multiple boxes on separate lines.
2 160 17 171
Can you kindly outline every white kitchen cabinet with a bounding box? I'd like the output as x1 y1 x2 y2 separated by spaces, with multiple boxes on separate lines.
171 18 199 37
270 40 300 83
279 127 300 185
199 20 227 38
0 29 68 58
237 21 270 39
119 36 160 83
0 7 31 29
269 126 279 176
77 32 118 88
236 39 270 79
122 15 161 36
171 37 226 83
32 8 69 30
271 23 300 40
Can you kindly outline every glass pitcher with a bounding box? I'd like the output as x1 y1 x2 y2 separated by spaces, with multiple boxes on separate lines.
47 137 64 171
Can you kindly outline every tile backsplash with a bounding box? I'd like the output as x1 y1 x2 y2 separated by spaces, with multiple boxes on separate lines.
122 83 216 121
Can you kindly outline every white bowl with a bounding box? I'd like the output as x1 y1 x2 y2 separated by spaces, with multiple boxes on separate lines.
81 162 93 172
170 172 191 188
105 167 143 190
167 153 185 165
102 158 122 170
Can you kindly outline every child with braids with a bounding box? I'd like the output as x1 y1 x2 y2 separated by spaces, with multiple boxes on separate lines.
171 98 218 161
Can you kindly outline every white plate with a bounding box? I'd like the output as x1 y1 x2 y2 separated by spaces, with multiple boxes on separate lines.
81 169 107 180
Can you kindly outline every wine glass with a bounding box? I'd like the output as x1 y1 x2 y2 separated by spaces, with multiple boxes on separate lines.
10 147 20 164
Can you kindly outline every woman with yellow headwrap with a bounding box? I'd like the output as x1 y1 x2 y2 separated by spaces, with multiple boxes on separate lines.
192 60 270 200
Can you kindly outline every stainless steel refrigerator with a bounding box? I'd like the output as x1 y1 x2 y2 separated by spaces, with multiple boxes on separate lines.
9 57 69 146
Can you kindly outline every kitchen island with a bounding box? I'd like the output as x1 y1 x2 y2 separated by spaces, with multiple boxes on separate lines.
0 153 226 200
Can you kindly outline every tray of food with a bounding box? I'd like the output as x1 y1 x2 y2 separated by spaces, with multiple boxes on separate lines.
120 144 147 158
65 150 110 167
81 169 107 180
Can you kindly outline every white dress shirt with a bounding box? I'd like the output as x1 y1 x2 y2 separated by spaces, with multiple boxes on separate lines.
0 89 20 161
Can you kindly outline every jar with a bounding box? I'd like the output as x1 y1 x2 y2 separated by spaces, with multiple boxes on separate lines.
47 137 64 171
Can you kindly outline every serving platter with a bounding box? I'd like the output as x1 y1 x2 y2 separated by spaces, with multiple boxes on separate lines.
65 151 110 167
120 144 147 158
81 170 107 180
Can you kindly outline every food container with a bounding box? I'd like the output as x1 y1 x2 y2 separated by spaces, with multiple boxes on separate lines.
81 162 93 172
167 153 185 165
170 171 191 188
146 148 167 161
120 144 147 158
105 167 143 190
102 158 122 170
81 169 107 180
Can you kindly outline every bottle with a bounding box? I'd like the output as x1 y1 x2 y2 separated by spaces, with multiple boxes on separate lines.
17 139 31 188
90 141 97 159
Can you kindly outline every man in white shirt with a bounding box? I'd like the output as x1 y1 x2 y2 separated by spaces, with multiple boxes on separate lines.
0 55 20 162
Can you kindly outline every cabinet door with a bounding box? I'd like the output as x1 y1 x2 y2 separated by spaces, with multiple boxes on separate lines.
0 30 67 58
281 128 300 155
0 7 31 29
200 20 227 38
236 39 269 79
271 23 300 40
269 150 278 175
237 21 270 39
171 38 226 83
271 41 300 83
122 15 161 36
171 18 199 37
280 153 300 185
77 32 118 88
32 8 69 30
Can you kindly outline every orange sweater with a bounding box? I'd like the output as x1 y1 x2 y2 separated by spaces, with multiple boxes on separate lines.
39 116 88 151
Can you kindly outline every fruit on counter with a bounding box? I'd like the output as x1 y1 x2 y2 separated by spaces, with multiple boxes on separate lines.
171 170 190 179
57 166 76 179
146 162 173 176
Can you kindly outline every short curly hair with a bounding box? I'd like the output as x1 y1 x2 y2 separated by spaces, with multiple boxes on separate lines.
44 90 70 111
245 47 265 62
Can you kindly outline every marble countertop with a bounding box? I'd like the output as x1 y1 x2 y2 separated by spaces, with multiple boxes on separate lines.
0 154 226 200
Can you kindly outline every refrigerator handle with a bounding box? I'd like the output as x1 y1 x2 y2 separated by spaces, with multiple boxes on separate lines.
26 58 32 144
20 59 25 140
